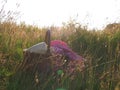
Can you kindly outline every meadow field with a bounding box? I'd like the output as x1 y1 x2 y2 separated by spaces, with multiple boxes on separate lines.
0 21 120 90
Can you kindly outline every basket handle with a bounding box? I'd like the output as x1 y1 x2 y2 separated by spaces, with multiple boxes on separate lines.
45 30 51 53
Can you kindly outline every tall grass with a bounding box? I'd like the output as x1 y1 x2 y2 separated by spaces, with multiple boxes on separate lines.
0 22 46 90
0 21 120 90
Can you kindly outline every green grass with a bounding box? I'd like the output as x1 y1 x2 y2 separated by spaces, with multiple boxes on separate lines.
0 21 120 90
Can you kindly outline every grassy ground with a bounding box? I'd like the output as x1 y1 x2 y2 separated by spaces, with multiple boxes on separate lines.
0 21 120 90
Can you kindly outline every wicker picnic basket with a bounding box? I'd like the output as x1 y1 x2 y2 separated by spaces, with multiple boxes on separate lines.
18 30 84 74
18 30 53 73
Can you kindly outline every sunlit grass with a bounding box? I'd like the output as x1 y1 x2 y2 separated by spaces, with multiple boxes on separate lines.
0 21 120 90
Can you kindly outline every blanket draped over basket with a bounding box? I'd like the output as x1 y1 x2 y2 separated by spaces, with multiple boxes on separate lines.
19 30 85 75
